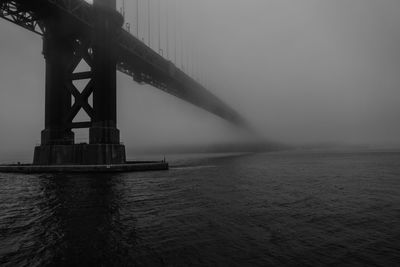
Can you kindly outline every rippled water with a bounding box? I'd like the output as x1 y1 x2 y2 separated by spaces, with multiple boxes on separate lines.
1 151 399 266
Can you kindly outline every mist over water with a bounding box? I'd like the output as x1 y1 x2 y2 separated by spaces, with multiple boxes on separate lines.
1 1 400 265
1 151 400 266
2 0 400 160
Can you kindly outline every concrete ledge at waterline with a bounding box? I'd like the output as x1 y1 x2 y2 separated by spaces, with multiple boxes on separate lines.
0 162 169 174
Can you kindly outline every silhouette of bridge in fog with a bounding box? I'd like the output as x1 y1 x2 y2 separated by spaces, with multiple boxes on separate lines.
0 0 246 166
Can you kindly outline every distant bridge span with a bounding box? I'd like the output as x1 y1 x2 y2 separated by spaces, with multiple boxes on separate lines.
0 0 245 125
0 0 247 165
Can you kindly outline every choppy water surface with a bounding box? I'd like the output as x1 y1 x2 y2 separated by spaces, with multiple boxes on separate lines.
1 151 400 266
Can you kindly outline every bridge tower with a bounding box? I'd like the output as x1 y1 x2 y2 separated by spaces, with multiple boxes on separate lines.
33 0 127 165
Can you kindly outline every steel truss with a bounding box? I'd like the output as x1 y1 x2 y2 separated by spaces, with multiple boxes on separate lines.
64 37 95 129
0 0 44 34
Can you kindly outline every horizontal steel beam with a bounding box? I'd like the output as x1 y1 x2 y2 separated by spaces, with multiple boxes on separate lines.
68 121 92 129
71 71 92 80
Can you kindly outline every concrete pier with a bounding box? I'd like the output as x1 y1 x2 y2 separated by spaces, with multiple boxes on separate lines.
0 161 169 174
33 144 126 165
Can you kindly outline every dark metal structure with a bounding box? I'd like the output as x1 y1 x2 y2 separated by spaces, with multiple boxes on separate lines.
0 0 246 165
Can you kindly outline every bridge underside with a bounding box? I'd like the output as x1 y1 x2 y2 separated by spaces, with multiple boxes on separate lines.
0 0 247 166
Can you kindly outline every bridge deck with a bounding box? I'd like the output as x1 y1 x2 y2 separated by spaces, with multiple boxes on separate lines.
0 0 246 127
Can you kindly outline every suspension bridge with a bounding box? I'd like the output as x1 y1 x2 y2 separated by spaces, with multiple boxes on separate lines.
0 0 246 170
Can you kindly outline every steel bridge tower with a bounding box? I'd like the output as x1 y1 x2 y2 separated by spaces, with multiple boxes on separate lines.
0 0 247 171
34 0 126 165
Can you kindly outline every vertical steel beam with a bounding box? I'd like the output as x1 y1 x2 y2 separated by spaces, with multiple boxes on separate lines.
89 0 123 144
41 18 74 145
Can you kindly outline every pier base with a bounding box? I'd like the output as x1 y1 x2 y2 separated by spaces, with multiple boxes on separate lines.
0 144 169 173
0 162 169 173
33 144 126 165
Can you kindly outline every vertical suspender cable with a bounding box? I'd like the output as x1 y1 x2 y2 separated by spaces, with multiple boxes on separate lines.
180 0 184 70
158 0 161 55
186 40 189 75
148 0 151 47
121 0 125 19
190 46 196 80
136 0 139 37
174 0 177 65
166 0 169 60
195 48 199 82
192 46 195 80
192 46 195 79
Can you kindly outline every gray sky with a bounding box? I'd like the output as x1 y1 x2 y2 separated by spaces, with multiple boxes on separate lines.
1 0 400 160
